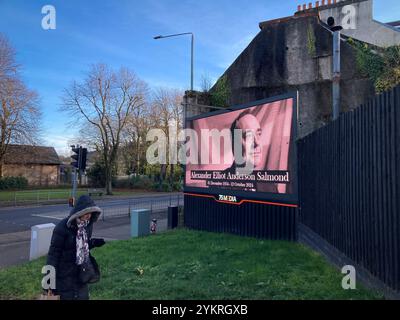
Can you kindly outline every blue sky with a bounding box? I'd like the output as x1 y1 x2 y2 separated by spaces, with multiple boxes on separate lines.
0 0 399 155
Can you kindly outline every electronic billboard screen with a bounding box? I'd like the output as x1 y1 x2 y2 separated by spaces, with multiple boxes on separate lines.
184 93 298 204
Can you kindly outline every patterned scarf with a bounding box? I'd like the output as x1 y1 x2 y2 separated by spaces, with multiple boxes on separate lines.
76 219 90 266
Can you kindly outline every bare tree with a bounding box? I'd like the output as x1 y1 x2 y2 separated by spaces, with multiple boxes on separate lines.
200 73 213 93
150 88 184 184
0 34 41 176
61 63 147 195
123 101 151 175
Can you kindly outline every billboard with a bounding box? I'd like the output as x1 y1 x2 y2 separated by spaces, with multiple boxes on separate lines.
184 93 298 204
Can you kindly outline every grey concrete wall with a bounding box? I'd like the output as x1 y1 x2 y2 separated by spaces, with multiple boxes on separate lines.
214 14 375 138
317 0 400 47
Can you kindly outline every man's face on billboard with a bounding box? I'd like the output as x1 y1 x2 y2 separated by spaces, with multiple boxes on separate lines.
236 114 263 170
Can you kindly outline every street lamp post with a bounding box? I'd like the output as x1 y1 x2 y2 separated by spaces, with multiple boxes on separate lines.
153 32 194 92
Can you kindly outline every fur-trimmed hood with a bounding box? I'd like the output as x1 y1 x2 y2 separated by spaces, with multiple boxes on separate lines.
67 195 102 228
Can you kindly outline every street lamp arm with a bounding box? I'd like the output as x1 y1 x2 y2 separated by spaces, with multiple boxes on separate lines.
153 32 193 40
153 31 194 92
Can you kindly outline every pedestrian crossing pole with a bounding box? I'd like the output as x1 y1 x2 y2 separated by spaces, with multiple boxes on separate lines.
70 145 82 207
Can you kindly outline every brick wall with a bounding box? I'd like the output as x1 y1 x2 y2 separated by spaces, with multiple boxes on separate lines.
3 164 59 186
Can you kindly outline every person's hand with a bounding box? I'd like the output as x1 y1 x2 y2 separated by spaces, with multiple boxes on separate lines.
42 289 53 296
91 238 106 248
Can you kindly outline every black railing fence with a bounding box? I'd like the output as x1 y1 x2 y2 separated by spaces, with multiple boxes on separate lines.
298 85 400 291
101 194 184 220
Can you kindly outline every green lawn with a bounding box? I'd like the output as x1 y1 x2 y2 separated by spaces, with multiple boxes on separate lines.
0 189 87 202
0 229 382 300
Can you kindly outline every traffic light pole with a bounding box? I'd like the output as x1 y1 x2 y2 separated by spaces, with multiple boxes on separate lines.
70 145 81 207
72 167 78 200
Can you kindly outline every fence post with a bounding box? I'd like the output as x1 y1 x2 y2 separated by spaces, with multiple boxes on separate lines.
170 195 172 206
14 192 17 207
37 191 39 206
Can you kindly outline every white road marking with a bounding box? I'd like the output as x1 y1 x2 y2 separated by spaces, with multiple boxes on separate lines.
31 214 64 220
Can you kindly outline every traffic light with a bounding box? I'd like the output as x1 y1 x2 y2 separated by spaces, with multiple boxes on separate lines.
80 148 87 171
70 146 88 171
71 146 81 169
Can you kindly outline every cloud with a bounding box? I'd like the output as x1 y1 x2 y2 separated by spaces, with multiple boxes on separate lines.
44 134 74 157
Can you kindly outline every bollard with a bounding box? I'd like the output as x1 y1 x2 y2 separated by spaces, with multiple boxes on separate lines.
130 209 150 238
29 223 55 261
168 206 179 229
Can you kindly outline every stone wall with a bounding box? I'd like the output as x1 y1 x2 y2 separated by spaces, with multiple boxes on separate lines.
216 14 375 138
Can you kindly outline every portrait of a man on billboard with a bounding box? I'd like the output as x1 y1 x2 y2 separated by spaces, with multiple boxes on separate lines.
185 96 296 197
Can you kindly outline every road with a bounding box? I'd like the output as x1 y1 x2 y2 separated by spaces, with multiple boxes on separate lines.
0 193 183 235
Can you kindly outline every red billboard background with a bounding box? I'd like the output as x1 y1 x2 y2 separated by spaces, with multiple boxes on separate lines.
185 97 295 196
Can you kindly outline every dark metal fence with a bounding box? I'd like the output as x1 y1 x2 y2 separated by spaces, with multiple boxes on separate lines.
184 195 298 241
298 85 400 291
102 194 184 220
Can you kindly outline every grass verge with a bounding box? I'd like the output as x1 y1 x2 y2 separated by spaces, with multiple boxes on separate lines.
0 229 382 300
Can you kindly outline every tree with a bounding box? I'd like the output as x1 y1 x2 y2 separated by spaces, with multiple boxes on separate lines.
149 88 184 185
0 34 41 176
122 99 152 175
61 63 147 195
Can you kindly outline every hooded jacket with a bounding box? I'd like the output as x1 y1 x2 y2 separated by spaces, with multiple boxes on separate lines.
46 195 102 300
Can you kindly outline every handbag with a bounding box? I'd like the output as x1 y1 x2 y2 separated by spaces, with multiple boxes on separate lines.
78 255 100 284
39 290 60 300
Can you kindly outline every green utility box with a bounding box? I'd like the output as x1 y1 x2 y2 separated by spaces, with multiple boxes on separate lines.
131 209 150 238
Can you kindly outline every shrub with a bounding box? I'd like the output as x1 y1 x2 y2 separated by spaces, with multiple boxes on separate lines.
172 181 183 192
348 39 400 93
113 177 130 189
86 162 106 188
0 176 28 190
130 176 153 190
151 181 172 192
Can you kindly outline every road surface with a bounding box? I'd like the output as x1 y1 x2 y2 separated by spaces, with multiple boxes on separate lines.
0 193 183 235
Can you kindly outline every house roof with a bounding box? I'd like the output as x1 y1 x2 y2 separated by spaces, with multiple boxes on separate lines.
4 145 61 165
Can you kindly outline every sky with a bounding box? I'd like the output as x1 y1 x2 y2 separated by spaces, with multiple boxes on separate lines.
0 0 399 156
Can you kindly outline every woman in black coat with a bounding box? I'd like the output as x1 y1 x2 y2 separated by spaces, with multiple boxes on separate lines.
47 195 106 300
